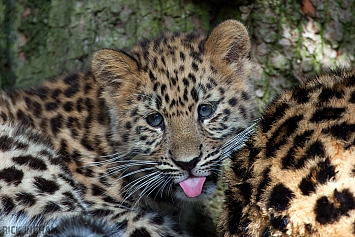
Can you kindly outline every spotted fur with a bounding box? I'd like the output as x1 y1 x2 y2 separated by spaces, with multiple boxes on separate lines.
0 20 256 236
0 122 84 236
219 68 355 237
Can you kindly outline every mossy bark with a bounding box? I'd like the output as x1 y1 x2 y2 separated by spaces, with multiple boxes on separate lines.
248 0 355 110
1 0 354 99
1 0 215 88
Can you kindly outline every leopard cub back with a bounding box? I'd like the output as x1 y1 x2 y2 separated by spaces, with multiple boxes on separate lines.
219 68 355 237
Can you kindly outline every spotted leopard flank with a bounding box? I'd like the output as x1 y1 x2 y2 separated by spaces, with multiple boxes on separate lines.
219 68 355 237
0 20 256 236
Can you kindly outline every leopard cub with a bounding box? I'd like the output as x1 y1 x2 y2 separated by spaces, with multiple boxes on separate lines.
0 20 256 236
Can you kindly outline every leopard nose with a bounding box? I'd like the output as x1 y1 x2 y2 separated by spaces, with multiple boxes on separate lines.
172 157 199 172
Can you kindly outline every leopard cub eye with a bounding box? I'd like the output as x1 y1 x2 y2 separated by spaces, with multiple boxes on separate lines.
146 113 164 127
197 104 215 119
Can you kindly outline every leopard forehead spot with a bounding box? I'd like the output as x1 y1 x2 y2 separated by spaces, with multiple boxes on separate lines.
129 35 215 114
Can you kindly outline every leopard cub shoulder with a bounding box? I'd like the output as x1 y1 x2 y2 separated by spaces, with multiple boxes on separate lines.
219 68 355 237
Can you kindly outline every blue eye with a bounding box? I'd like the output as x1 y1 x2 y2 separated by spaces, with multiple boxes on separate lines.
146 113 164 127
198 104 215 119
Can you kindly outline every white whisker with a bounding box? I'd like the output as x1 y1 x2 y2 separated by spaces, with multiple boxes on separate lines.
155 176 171 199
86 152 128 166
100 166 156 179
220 119 259 160
89 158 159 166
96 152 127 159
144 175 165 198
121 171 159 195
106 161 158 174
133 175 164 208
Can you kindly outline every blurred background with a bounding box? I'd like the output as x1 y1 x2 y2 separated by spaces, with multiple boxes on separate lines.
0 0 354 233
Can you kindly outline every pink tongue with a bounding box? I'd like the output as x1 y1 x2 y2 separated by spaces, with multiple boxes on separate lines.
179 176 206 198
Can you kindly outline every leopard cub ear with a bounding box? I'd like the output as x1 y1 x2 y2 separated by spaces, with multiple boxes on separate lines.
92 49 139 97
205 20 250 65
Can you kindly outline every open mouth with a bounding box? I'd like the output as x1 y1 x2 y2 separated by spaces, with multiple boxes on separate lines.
179 176 206 198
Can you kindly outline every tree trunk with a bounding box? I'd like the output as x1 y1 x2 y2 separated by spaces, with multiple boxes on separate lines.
1 0 215 88
2 0 354 102
249 0 355 109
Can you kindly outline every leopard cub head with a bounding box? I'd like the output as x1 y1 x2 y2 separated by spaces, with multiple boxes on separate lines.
92 20 256 203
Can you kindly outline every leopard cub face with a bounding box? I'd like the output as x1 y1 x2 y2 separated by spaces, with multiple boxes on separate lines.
92 20 256 202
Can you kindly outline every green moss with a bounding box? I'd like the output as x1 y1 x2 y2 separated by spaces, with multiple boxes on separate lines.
0 0 4 23
8 0 221 88
18 0 51 60
1 0 19 88
0 0 4 87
